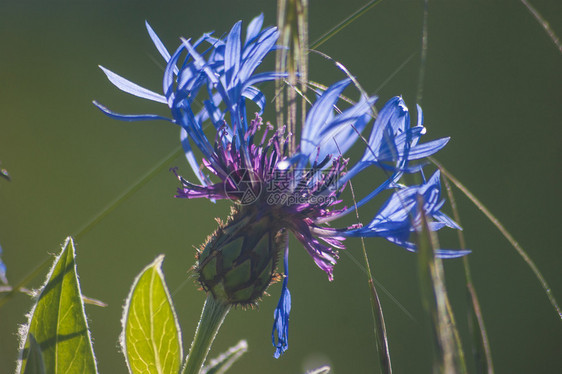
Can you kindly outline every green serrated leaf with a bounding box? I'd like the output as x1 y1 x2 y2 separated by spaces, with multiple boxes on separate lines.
17 237 98 374
122 255 182 374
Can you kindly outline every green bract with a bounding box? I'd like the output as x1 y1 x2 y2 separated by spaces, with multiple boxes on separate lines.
196 206 284 306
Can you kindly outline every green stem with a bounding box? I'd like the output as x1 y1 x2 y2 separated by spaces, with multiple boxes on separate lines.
182 295 231 374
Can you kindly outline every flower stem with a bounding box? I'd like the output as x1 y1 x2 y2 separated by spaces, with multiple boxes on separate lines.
182 295 231 374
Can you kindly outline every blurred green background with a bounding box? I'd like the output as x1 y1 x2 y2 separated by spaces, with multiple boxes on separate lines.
1 0 561 373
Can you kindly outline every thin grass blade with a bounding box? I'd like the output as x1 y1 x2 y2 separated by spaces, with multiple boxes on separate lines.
310 0 384 50
520 0 562 54
368 279 392 374
415 0 429 106
431 157 562 321
276 0 308 153
416 198 466 373
467 283 494 374
202 340 248 374
442 174 494 373
74 145 183 240
346 176 392 373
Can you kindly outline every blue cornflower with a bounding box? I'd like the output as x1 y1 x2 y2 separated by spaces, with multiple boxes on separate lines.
96 15 468 358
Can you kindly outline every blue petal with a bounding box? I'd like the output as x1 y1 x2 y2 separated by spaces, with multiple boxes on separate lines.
315 96 377 161
163 44 186 105
204 33 225 49
317 96 376 137
361 96 407 162
409 137 450 159
145 21 175 72
244 71 288 87
239 27 278 83
301 79 352 157
376 126 424 161
181 39 230 113
0 243 7 284
99 66 167 104
225 21 242 90
435 249 471 258
432 211 462 230
203 99 225 129
173 102 214 159
342 170 463 253
380 137 450 161
93 101 172 122
242 86 265 112
370 185 418 225
245 14 264 46
176 36 214 93
176 64 201 94
272 243 291 358
424 169 442 191
416 104 424 127
181 38 219 86
179 128 207 186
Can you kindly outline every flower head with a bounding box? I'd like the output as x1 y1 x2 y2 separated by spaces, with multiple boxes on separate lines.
96 15 468 358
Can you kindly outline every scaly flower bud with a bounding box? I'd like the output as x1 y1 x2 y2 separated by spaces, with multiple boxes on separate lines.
196 206 284 306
